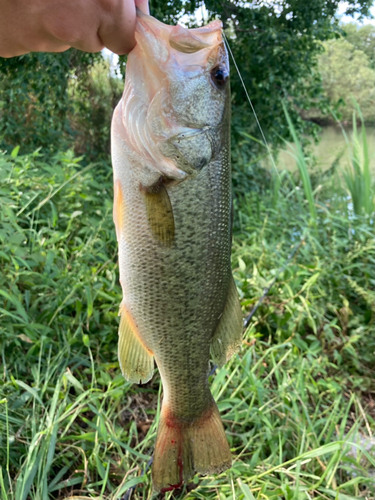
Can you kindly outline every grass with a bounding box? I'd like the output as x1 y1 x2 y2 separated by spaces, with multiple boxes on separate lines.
0 135 374 499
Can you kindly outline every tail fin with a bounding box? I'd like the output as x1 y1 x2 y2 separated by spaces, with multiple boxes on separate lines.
152 401 231 492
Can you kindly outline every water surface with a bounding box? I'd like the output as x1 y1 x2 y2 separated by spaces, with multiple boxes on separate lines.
272 125 375 173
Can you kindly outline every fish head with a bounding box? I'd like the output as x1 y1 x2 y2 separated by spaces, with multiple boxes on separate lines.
120 13 230 180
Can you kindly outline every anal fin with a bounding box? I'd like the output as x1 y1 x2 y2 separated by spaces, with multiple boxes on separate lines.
118 303 154 384
211 274 243 366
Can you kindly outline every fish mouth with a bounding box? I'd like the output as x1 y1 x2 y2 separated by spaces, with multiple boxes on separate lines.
135 9 223 52
134 11 223 69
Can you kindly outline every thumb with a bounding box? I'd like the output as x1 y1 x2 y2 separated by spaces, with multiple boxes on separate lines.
98 0 139 55
135 0 149 15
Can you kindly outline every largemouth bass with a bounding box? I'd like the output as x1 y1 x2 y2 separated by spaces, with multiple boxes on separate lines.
111 11 243 492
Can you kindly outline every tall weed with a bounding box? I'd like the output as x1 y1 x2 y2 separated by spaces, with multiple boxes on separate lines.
282 103 317 225
341 111 375 217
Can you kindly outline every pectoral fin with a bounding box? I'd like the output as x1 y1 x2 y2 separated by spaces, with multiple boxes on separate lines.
118 303 154 384
142 178 175 246
210 275 243 366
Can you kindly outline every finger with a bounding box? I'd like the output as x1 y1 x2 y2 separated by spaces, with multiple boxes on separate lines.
41 0 134 54
40 0 105 53
1 0 140 57
0 0 74 56
98 0 137 55
135 0 150 15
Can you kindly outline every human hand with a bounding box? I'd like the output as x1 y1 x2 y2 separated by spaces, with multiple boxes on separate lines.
0 0 149 58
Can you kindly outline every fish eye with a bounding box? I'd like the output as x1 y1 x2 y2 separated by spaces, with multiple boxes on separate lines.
210 66 229 89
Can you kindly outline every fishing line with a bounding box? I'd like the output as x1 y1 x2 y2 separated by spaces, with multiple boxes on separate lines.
223 32 280 179
222 31 310 332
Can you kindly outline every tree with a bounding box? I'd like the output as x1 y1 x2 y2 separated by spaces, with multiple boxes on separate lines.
318 38 375 123
0 51 102 153
343 22 375 69
70 59 123 160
